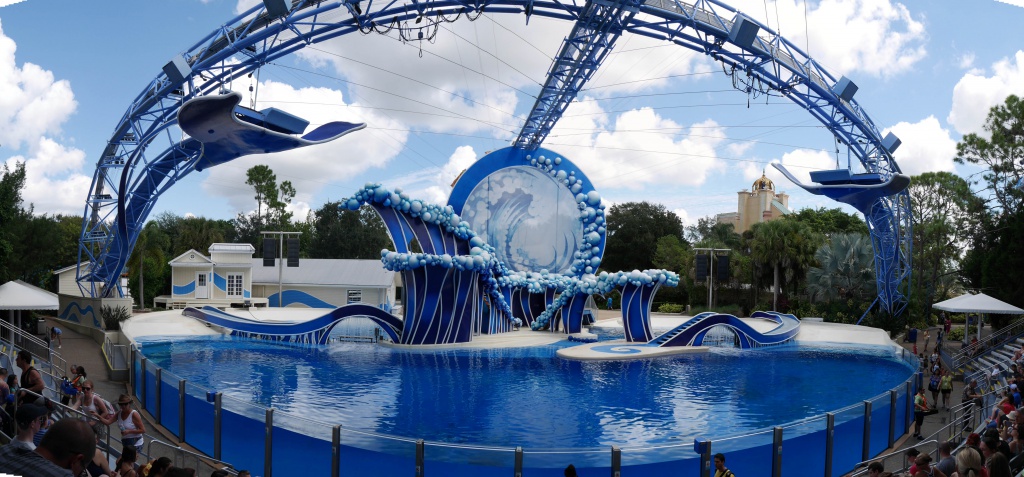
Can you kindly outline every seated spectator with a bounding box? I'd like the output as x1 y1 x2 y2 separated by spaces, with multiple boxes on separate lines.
914 454 947 477
87 422 114 477
0 367 10 405
9 403 47 450
988 452 1012 477
0 417 97 476
141 456 173 477
867 461 884 476
116 446 140 477
956 446 985 477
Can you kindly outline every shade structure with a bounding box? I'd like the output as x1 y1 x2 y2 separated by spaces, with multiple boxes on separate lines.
0 280 59 311
932 292 1024 315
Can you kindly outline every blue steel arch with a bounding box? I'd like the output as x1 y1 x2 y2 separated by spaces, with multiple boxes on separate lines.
79 0 910 316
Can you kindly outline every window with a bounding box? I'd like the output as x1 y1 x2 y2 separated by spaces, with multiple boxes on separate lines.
227 273 244 297
347 289 362 304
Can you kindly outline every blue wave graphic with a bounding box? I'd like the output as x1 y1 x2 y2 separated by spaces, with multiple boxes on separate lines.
213 273 227 291
266 290 336 308
173 281 196 295
59 302 99 328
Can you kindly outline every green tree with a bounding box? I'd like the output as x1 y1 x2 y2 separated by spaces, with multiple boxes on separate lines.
308 203 391 259
788 207 868 237
908 171 986 320
955 94 1024 213
127 222 169 309
685 216 742 249
602 202 685 272
0 162 26 282
749 218 822 311
805 233 875 305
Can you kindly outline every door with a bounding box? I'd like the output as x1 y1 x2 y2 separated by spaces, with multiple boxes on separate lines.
196 272 209 299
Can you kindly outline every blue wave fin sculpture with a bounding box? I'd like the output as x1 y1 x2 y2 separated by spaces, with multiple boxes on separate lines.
178 92 366 171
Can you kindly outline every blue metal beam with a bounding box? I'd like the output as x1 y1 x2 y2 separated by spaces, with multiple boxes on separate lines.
513 0 644 150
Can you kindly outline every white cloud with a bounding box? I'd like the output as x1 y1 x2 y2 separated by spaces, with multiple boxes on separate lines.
948 50 1024 135
673 207 691 227
958 52 976 70
0 20 89 215
769 149 835 187
724 0 927 78
6 137 91 215
198 80 409 213
545 99 726 190
0 21 77 150
884 116 957 175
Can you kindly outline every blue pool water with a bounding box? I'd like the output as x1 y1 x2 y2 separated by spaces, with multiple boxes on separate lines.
137 335 913 449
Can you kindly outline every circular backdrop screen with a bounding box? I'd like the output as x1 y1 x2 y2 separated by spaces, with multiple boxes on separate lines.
460 166 581 274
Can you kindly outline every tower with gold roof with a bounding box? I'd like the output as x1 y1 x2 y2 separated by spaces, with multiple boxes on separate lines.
715 171 791 233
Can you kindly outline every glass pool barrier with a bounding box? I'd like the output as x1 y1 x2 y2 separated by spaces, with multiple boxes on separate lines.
130 346 919 477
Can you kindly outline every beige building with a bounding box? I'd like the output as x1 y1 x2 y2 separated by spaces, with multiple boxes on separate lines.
715 173 791 233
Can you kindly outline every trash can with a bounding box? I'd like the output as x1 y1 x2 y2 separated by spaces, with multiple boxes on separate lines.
36 318 46 335
906 328 918 343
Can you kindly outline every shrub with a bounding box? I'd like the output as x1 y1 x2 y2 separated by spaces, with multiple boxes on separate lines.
658 303 684 314
947 327 965 341
101 305 131 331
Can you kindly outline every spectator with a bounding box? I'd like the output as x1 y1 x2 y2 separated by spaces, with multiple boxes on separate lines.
87 422 114 477
914 454 946 477
940 369 954 409
71 379 110 422
210 471 230 477
930 369 942 404
564 464 578 477
166 467 194 477
9 403 47 450
924 331 931 355
988 452 1012 477
14 350 44 404
905 448 921 475
955 447 985 477
50 326 63 348
915 388 937 439
96 393 146 453
936 441 956 476
237 470 251 477
713 453 734 477
867 461 884 476
33 399 56 447
116 446 140 477
0 417 97 477
142 456 173 477
1009 424 1024 456
0 367 10 404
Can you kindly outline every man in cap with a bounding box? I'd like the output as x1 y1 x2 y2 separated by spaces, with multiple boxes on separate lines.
8 403 47 450
0 417 96 477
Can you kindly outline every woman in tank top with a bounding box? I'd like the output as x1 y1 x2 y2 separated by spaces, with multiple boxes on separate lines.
97 393 146 453
71 380 109 421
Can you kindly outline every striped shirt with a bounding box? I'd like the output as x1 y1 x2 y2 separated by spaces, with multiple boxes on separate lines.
0 444 73 477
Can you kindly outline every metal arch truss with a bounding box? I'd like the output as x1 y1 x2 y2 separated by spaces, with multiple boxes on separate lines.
79 0 910 317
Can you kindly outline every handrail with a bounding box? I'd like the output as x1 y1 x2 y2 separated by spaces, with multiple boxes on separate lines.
147 438 237 475
950 316 1024 371
103 335 130 371
849 439 939 476
15 387 114 455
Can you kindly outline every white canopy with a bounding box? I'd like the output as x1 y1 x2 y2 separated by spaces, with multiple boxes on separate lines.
0 280 59 310
932 292 1024 315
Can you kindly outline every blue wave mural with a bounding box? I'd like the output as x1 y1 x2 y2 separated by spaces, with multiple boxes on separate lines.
59 302 101 329
213 273 227 291
173 281 196 295
266 289 336 308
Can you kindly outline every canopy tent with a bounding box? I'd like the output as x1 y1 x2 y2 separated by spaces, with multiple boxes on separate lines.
0 280 58 337
932 293 1024 315
0 280 59 311
932 292 1024 344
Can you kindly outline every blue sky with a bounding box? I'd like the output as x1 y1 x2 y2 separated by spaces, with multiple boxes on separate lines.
1 0 1023 226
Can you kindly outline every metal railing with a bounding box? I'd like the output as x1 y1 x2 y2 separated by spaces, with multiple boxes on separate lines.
103 334 130 371
0 316 68 381
147 438 237 476
950 316 1024 372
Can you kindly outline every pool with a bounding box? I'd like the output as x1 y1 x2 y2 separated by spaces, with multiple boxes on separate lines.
133 333 915 475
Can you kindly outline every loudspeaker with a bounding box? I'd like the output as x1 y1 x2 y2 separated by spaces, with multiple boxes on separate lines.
833 76 858 102
162 56 192 85
729 15 760 49
695 254 708 282
717 255 730 282
263 239 277 267
263 0 291 18
882 132 902 154
287 237 300 267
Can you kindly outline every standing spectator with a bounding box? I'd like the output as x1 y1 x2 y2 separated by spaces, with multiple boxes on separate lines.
607 296 613 310
713 453 734 477
940 370 954 409
70 380 109 422
929 369 942 405
924 331 931 355
14 350 44 404
0 418 97 477
49 327 63 349
935 441 956 476
96 394 146 453
915 388 936 439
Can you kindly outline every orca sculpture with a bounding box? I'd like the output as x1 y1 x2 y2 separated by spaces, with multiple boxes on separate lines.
178 92 366 171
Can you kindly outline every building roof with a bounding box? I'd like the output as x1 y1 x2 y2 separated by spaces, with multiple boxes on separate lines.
0 280 59 310
169 249 214 266
250 259 395 288
209 243 255 254
933 293 1024 315
752 172 775 191
52 262 93 275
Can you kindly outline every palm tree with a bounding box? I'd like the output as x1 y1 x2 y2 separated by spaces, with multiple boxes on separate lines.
806 233 876 303
127 222 168 309
750 219 822 310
